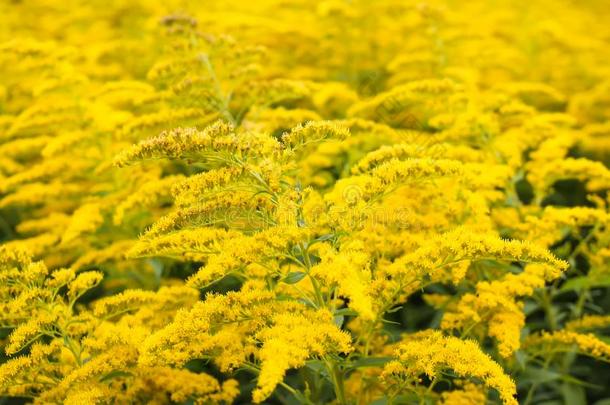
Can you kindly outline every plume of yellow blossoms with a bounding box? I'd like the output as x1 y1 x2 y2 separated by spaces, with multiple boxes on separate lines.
0 246 238 403
2 0 610 403
382 331 518 405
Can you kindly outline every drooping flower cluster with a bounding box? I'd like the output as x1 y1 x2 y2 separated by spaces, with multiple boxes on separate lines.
2 0 610 404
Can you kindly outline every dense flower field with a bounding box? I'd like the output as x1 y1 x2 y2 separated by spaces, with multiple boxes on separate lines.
2 0 610 404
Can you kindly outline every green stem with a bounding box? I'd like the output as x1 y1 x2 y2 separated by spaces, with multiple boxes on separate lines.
301 243 325 307
421 377 438 405
199 53 236 125
63 334 83 366
325 358 347 405
540 289 557 330
524 354 554 405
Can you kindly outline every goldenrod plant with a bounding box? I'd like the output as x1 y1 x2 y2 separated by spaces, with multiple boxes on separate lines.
1 0 610 404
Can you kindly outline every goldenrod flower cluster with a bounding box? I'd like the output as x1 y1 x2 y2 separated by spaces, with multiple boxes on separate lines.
1 0 610 404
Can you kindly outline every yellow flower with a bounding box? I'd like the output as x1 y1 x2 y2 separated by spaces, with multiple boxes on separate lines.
440 382 487 405
383 331 517 405
310 241 375 320
61 203 105 244
67 271 103 301
524 330 610 362
252 309 352 403
2 0 610 403
566 315 610 332
113 175 185 225
281 120 350 149
114 120 282 167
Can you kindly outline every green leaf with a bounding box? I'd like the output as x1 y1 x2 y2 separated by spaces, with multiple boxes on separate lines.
348 356 393 369
305 360 331 383
523 300 540 316
561 383 586 405
515 350 527 371
520 367 561 385
559 277 590 292
370 398 388 405
333 308 359 317
282 271 307 284
520 367 599 390
559 274 610 293
311 234 334 244
147 258 164 285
